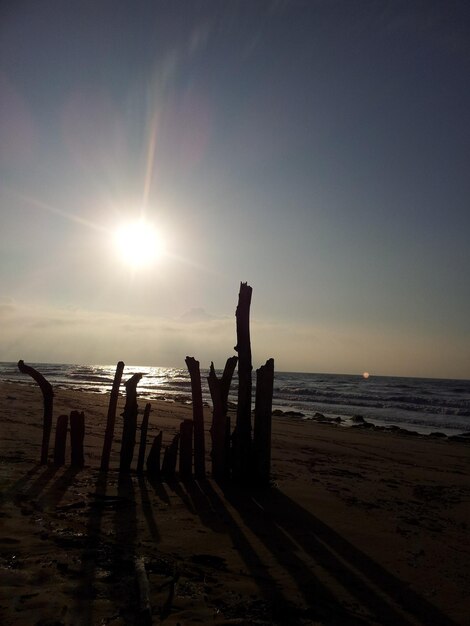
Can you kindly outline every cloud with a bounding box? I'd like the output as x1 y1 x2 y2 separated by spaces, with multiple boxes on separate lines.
0 301 468 379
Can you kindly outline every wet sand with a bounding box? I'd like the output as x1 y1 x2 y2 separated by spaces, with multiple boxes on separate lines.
1 382 469 625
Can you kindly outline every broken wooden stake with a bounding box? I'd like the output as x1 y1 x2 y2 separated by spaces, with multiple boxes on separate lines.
146 431 162 479
134 557 152 625
53 414 68 466
70 410 85 468
136 403 151 474
253 358 275 484
119 373 143 472
100 360 125 472
17 360 54 465
179 419 193 479
207 356 237 481
185 356 205 479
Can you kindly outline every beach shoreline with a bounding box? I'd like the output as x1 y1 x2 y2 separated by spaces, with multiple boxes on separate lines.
1 382 469 625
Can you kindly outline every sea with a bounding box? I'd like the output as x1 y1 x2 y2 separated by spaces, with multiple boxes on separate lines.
1 362 469 436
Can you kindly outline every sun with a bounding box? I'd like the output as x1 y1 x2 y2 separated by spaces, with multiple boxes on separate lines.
113 219 164 268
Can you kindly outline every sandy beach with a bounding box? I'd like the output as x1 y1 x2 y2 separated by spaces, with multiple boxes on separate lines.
0 381 469 625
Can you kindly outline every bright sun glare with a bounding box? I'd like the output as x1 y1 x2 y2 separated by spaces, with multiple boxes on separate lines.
114 219 164 268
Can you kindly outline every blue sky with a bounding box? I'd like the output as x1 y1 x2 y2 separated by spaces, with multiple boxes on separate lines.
1 1 469 378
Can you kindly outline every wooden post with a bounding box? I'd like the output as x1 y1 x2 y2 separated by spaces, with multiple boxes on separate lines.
232 282 253 482
253 358 274 484
100 361 125 471
207 357 237 481
137 403 151 474
70 410 85 468
119 373 142 472
161 434 180 479
179 419 193 479
185 356 205 479
146 432 162 479
53 414 68 466
17 360 54 465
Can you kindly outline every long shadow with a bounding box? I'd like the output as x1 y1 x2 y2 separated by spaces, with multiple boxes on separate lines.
257 489 459 626
214 484 457 626
37 466 81 509
20 464 60 500
187 479 327 625
0 464 42 502
76 469 108 626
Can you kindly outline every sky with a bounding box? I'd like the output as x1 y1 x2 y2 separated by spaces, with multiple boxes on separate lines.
1 0 469 378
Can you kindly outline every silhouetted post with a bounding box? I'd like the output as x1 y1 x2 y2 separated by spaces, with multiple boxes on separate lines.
146 432 162 479
207 356 237 481
137 403 151 474
119 373 142 472
53 414 68 466
161 434 180 479
17 360 54 464
253 358 274 484
179 419 193 479
70 410 85 468
100 361 125 471
185 356 205 479
232 282 253 482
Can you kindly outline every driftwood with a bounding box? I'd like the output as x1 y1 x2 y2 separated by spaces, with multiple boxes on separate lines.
53 414 68 466
100 361 125 471
185 356 205 479
207 357 237 481
119 373 142 472
161 433 180 479
146 432 162 479
136 403 151 474
134 557 152 625
70 410 85 468
179 419 193 478
253 358 275 484
232 282 253 482
17 360 54 464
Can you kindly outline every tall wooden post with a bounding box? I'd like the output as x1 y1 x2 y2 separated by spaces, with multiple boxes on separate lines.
17 360 54 465
70 410 85 468
53 414 68 466
137 403 151 474
185 356 205 479
232 282 253 482
253 358 274 484
119 373 142 472
207 356 237 481
100 361 125 471
179 419 193 479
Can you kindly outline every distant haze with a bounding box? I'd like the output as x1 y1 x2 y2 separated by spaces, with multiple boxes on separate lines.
1 2 469 379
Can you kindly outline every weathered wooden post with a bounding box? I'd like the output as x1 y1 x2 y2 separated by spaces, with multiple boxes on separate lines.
161 433 180 479
137 403 151 474
70 410 85 468
146 432 162 479
53 414 68 466
119 373 142 472
207 357 237 481
17 360 54 465
179 419 193 479
100 361 125 471
185 356 205 479
232 282 253 482
253 358 275 484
